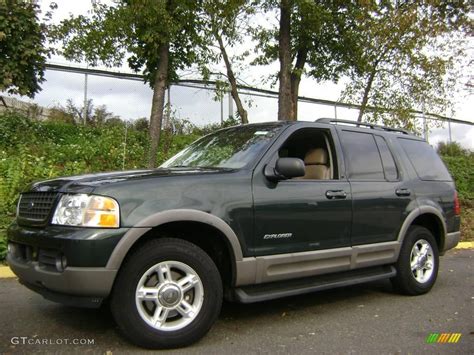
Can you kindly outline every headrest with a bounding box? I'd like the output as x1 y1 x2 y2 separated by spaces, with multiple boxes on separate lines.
304 148 328 165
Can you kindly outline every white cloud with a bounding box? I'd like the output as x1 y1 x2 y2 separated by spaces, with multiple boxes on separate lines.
430 123 474 150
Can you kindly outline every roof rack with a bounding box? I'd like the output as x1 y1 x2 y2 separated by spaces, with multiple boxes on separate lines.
316 118 411 135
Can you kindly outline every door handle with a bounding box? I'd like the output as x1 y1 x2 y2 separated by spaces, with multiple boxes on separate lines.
325 190 347 199
395 188 411 197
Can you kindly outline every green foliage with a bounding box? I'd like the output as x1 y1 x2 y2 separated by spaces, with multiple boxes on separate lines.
0 1 50 97
441 151 474 202
50 0 204 87
252 1 360 83
438 143 473 202
0 112 236 260
341 2 472 127
437 141 470 157
50 0 209 167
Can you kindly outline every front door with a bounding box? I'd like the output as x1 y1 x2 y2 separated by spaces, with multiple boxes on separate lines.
251 126 352 256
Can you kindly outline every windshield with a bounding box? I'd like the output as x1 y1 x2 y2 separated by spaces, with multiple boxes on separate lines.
160 125 282 169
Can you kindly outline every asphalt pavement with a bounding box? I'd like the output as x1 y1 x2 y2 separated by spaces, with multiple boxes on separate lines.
0 249 472 354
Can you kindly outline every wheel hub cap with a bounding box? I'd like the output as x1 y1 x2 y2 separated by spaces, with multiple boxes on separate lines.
158 284 182 307
410 239 435 284
135 260 204 332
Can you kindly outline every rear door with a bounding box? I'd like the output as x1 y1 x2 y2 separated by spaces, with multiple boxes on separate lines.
251 125 352 255
337 128 412 245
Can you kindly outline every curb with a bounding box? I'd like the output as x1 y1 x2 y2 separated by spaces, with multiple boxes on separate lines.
455 241 474 249
0 242 472 278
0 266 15 278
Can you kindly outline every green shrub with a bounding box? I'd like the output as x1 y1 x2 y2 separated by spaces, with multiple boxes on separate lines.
442 154 474 201
437 141 469 157
0 112 209 261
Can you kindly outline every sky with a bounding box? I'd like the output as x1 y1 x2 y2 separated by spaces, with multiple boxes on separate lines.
5 0 474 149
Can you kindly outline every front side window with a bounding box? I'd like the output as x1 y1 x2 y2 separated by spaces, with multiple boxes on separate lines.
161 125 282 169
340 130 384 180
278 128 337 180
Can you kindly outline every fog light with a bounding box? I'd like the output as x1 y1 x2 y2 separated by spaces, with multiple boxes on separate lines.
55 254 68 272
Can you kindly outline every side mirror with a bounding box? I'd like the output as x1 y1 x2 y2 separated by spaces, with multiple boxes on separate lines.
264 157 305 181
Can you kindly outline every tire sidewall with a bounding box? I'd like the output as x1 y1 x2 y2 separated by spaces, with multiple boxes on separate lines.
111 239 223 348
397 227 439 294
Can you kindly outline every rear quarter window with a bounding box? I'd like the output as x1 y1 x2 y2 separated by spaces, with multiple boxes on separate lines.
398 138 452 181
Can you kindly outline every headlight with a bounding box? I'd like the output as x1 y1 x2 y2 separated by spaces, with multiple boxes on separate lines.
52 194 120 228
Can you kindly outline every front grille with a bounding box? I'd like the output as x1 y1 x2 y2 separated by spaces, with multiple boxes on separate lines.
18 192 59 224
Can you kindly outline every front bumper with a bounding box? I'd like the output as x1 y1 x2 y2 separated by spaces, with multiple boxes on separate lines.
7 222 129 267
6 222 128 307
444 231 461 252
7 253 117 297
8 253 116 308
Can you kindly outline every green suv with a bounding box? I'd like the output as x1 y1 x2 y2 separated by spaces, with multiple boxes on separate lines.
7 119 461 348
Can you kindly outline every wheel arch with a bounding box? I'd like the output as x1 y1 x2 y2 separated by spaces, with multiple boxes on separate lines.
106 210 243 285
397 206 447 252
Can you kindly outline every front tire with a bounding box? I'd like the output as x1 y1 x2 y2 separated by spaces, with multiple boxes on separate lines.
110 238 223 349
391 226 439 295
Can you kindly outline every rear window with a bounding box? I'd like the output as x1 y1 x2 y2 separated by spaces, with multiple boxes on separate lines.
399 138 452 181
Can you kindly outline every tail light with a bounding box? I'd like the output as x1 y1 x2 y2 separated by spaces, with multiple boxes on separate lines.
454 191 461 215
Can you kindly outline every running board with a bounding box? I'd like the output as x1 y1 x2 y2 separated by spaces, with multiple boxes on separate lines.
233 265 396 304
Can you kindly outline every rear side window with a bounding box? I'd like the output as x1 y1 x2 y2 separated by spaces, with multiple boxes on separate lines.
374 136 398 181
399 138 452 181
340 130 384 180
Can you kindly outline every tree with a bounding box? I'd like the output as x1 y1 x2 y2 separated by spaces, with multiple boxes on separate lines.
201 0 256 124
342 2 472 128
93 104 120 126
51 0 205 168
65 98 92 124
57 99 120 126
278 0 292 121
253 1 359 121
0 0 50 97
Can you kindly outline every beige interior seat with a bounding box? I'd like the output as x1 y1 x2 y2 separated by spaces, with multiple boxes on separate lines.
301 148 330 180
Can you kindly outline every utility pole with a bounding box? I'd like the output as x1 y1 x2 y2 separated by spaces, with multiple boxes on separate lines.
421 101 429 143
423 113 429 143
83 71 88 125
448 117 452 143
228 90 233 119
220 95 224 124
165 86 171 129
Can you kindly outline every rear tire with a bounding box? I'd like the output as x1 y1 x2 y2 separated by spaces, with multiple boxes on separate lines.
110 238 223 349
391 226 439 295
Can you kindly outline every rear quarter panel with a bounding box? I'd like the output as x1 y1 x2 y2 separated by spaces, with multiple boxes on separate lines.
392 136 460 233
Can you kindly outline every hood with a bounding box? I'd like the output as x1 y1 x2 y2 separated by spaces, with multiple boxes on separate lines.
28 167 233 193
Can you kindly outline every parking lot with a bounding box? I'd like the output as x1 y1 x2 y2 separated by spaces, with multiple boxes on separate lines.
0 249 472 354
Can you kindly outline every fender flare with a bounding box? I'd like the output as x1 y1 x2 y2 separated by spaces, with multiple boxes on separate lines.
397 206 447 249
106 209 243 270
